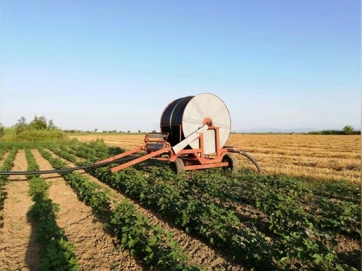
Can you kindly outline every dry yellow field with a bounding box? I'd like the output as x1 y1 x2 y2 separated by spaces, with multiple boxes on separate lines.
69 133 361 183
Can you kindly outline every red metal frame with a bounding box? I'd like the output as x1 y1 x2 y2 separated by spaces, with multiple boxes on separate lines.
96 118 232 173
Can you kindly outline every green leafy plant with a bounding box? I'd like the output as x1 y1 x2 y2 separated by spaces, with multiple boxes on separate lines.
28 177 79 271
64 141 360 270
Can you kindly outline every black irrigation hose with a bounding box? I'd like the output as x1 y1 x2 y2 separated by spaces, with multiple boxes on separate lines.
0 156 135 176
0 150 262 175
238 150 262 173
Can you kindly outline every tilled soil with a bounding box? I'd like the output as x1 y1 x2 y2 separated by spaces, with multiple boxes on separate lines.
32 149 142 271
0 150 40 271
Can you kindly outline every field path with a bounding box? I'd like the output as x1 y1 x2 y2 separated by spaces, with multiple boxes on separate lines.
0 150 40 271
32 149 142 271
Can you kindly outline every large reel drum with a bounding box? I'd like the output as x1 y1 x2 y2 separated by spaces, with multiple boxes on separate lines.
160 93 231 154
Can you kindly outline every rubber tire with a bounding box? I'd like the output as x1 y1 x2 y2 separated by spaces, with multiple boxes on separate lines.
222 153 239 172
171 158 185 174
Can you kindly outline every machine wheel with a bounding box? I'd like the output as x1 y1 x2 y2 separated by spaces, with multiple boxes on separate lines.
222 153 239 172
171 158 185 174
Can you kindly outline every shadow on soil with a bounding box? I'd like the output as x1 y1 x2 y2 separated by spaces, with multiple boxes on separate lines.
337 249 361 270
25 206 40 270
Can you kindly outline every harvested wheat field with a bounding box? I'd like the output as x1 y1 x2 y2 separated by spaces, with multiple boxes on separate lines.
69 133 361 183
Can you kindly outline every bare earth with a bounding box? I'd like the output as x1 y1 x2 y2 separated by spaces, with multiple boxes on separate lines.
0 150 40 270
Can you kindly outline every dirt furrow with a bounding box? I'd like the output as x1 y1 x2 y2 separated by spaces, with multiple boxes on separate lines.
32 149 142 271
49 150 246 270
0 150 40 271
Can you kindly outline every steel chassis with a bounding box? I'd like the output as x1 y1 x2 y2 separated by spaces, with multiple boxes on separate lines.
97 122 261 174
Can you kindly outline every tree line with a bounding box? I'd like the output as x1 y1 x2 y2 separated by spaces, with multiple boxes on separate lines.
0 116 65 141
307 125 359 135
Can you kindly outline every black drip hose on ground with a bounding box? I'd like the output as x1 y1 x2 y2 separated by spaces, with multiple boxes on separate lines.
0 156 135 176
0 151 261 175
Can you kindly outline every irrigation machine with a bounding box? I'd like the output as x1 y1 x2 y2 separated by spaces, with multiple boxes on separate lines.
97 93 261 174
0 93 260 176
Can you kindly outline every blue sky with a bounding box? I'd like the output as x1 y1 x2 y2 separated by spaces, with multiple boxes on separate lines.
1 1 360 132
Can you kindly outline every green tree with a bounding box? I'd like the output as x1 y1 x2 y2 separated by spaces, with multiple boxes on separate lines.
15 116 28 134
343 125 354 135
48 119 56 129
29 115 48 130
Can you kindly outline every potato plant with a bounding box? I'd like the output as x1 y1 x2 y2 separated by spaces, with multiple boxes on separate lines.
25 148 79 270
0 147 18 223
67 141 360 270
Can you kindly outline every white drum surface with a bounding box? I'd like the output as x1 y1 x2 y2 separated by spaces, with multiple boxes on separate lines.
181 93 231 154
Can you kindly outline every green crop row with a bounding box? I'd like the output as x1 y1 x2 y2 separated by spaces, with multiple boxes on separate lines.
0 148 18 182
93 166 353 270
66 141 359 270
0 141 60 150
70 161 275 268
64 139 123 161
0 148 9 160
170 168 360 269
24 148 40 178
24 148 79 270
47 145 78 164
38 147 202 271
27 177 80 270
186 169 360 237
0 148 18 225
